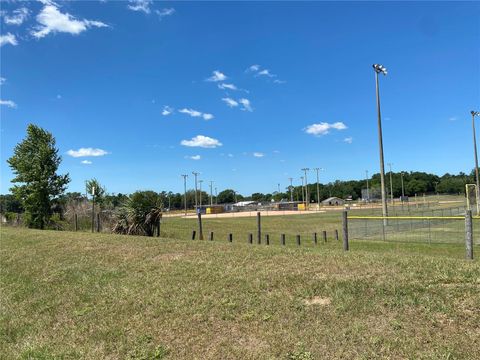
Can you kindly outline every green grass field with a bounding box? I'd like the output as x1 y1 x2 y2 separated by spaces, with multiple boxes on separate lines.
1 226 479 359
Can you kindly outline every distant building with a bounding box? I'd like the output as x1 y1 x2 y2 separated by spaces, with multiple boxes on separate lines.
321 197 344 206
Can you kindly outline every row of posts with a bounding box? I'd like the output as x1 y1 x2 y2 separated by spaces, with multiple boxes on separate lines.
73 213 101 233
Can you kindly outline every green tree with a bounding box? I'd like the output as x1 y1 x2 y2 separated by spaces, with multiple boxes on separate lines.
7 124 70 229
85 178 106 205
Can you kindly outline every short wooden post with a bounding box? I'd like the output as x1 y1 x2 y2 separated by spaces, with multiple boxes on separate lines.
281 234 286 246
465 210 473 260
210 231 214 241
197 213 204 240
228 233 233 242
74 213 78 232
248 233 253 244
342 211 349 251
257 212 261 244
191 230 196 240
157 214 162 237
96 213 101 232
322 230 327 243
265 234 270 245
313 232 317 245
335 229 339 241
296 235 301 246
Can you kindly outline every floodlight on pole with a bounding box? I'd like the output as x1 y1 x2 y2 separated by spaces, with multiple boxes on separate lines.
301 168 310 208
215 187 218 204
471 111 480 214
300 176 305 206
372 63 389 223
313 168 323 209
192 172 199 210
199 179 203 208
288 177 294 202
209 181 214 207
181 174 188 216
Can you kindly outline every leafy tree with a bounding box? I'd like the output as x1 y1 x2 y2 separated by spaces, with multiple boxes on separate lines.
7 124 70 229
86 178 106 205
0 194 24 213
217 189 237 204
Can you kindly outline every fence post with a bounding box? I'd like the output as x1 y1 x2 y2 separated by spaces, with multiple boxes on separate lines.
281 234 286 246
210 231 214 241
197 213 204 240
74 213 78 232
257 212 261 244
322 230 327 243
296 235 301 246
335 229 339 241
191 230 196 240
313 232 317 245
465 210 473 260
157 214 162 237
265 234 270 245
228 233 233 243
249 233 253 244
96 213 101 232
342 210 349 251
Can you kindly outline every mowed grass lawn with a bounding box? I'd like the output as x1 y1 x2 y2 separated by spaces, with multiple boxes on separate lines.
1 227 479 359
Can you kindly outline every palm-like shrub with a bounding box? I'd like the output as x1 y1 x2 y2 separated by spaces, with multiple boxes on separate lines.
112 191 163 236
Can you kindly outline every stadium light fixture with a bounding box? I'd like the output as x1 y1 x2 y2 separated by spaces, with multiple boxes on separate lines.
372 63 389 224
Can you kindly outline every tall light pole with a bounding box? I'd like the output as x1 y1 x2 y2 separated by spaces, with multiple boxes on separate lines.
314 167 323 209
199 179 203 208
387 163 394 205
365 170 369 202
288 177 294 202
192 171 199 210
471 111 480 214
215 187 218 204
301 168 310 208
400 171 405 198
181 174 188 216
209 181 214 206
300 176 305 206
373 63 389 221
91 185 95 233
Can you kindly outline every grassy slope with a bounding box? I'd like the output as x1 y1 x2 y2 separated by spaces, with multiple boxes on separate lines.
1 227 479 359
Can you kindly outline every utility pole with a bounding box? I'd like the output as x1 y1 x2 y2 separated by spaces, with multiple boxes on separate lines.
199 180 203 208
209 181 214 206
314 168 322 209
192 172 199 211
215 187 218 204
288 177 294 202
373 64 389 222
301 168 310 209
401 171 405 198
387 163 394 205
91 185 95 233
471 111 480 214
300 176 305 207
181 174 188 216
365 170 370 202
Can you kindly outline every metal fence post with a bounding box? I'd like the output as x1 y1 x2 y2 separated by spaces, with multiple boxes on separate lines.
342 210 349 251
466 210 473 260
281 234 286 246
257 212 261 244
197 213 204 240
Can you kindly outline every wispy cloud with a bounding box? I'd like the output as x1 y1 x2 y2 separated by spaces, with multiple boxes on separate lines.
0 77 5 85
238 98 253 112
179 108 213 120
253 152 265 158
162 105 173 116
180 135 222 148
3 7 29 26
222 97 238 108
185 155 201 160
31 2 109 39
81 160 92 165
247 64 285 83
246 64 260 72
257 69 276 78
206 70 227 82
273 79 286 84
305 122 347 136
127 0 152 14
344 137 353 144
218 83 237 91
0 33 18 47
67 148 109 157
156 8 175 19
448 116 457 122
0 99 17 108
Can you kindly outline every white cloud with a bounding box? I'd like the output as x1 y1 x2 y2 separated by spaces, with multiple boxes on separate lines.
180 135 222 148
3 7 29 25
179 108 213 120
156 8 175 19
0 99 17 108
0 33 18 46
273 79 286 84
222 97 238 108
67 148 109 157
257 69 276 78
344 137 353 144
253 152 265 158
218 83 237 91
448 116 457 122
162 105 173 116
227 153 234 158
238 98 253 112
246 64 260 72
31 3 109 39
81 160 92 165
0 77 6 85
304 122 348 136
185 155 201 160
206 70 227 82
127 0 152 14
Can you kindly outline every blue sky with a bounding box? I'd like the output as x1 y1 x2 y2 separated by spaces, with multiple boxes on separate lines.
1 0 479 195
